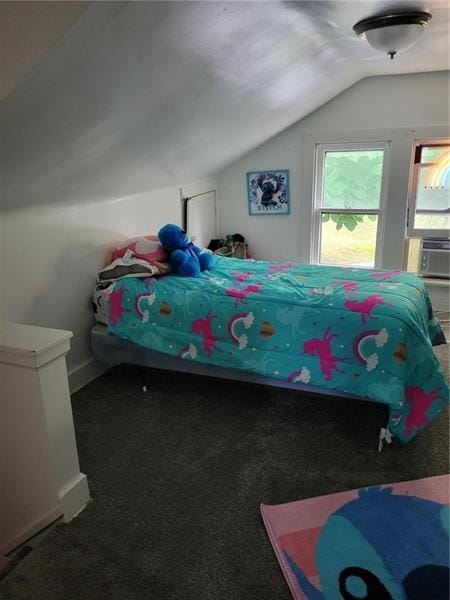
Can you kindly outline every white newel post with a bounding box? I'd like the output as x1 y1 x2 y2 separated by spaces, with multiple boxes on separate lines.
0 323 90 554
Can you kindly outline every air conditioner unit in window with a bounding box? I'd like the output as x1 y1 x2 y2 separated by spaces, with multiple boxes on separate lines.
419 239 450 279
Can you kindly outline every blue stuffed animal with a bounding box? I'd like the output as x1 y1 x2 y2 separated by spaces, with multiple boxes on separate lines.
158 224 215 277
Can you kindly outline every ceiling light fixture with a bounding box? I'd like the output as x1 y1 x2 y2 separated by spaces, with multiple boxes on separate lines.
353 11 432 60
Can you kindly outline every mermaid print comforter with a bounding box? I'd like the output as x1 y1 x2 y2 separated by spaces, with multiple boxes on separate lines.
107 256 449 443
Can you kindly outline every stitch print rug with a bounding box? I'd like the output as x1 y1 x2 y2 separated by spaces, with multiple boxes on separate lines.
261 475 450 600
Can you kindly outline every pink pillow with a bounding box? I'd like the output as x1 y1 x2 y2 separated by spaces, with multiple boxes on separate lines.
106 235 168 265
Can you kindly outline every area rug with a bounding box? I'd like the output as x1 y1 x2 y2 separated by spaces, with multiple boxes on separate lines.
261 475 450 600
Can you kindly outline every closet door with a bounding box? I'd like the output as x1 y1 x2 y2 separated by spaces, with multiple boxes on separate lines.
186 190 217 248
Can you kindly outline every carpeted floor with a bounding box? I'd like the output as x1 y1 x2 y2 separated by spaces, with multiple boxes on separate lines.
1 346 449 600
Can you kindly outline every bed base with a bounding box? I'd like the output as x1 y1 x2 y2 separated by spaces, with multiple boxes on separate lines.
91 325 390 448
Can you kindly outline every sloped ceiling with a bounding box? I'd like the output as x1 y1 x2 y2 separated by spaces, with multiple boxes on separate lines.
0 1 89 101
0 1 449 209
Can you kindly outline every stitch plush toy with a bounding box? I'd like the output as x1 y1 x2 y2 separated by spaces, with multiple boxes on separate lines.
158 224 215 277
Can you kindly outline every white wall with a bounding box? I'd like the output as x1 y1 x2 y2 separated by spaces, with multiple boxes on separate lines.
0 177 218 384
0 188 183 380
217 72 450 269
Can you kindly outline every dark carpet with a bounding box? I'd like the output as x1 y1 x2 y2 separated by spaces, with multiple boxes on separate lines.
1 346 449 600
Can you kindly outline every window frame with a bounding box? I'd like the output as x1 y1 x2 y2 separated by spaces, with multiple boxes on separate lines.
406 138 450 239
311 141 390 269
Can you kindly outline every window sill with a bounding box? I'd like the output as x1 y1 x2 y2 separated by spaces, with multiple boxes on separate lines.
421 277 450 288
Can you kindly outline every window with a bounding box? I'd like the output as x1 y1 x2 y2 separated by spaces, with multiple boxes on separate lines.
407 140 450 239
312 143 389 268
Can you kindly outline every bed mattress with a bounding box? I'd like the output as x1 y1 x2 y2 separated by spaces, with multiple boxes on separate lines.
103 256 448 442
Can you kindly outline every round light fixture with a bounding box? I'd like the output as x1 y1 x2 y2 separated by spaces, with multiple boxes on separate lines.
353 11 432 59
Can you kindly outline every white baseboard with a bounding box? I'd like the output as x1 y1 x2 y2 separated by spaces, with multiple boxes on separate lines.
59 472 91 523
0 505 62 555
68 358 108 395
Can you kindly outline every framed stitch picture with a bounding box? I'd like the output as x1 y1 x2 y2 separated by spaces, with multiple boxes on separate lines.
247 170 290 216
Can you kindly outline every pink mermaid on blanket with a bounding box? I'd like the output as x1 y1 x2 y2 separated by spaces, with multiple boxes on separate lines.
344 294 391 324
109 286 127 326
191 311 221 357
303 326 347 381
404 386 446 436
226 283 263 306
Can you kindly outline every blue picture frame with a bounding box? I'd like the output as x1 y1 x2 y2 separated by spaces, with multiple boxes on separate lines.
247 170 290 216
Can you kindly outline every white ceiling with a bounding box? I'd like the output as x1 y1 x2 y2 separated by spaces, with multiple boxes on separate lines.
0 1 89 101
0 1 449 209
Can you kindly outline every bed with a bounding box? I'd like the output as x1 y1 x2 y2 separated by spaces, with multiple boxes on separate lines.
91 256 449 444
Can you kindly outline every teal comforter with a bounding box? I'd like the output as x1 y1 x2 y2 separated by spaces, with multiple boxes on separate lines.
107 257 448 442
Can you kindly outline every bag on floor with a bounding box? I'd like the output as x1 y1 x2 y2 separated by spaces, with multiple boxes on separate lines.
213 234 249 259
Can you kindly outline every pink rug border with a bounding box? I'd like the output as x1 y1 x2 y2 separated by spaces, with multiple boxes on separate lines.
260 501 302 599
260 474 450 600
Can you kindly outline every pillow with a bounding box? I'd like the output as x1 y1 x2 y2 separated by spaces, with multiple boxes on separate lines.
98 249 169 283
106 235 168 265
